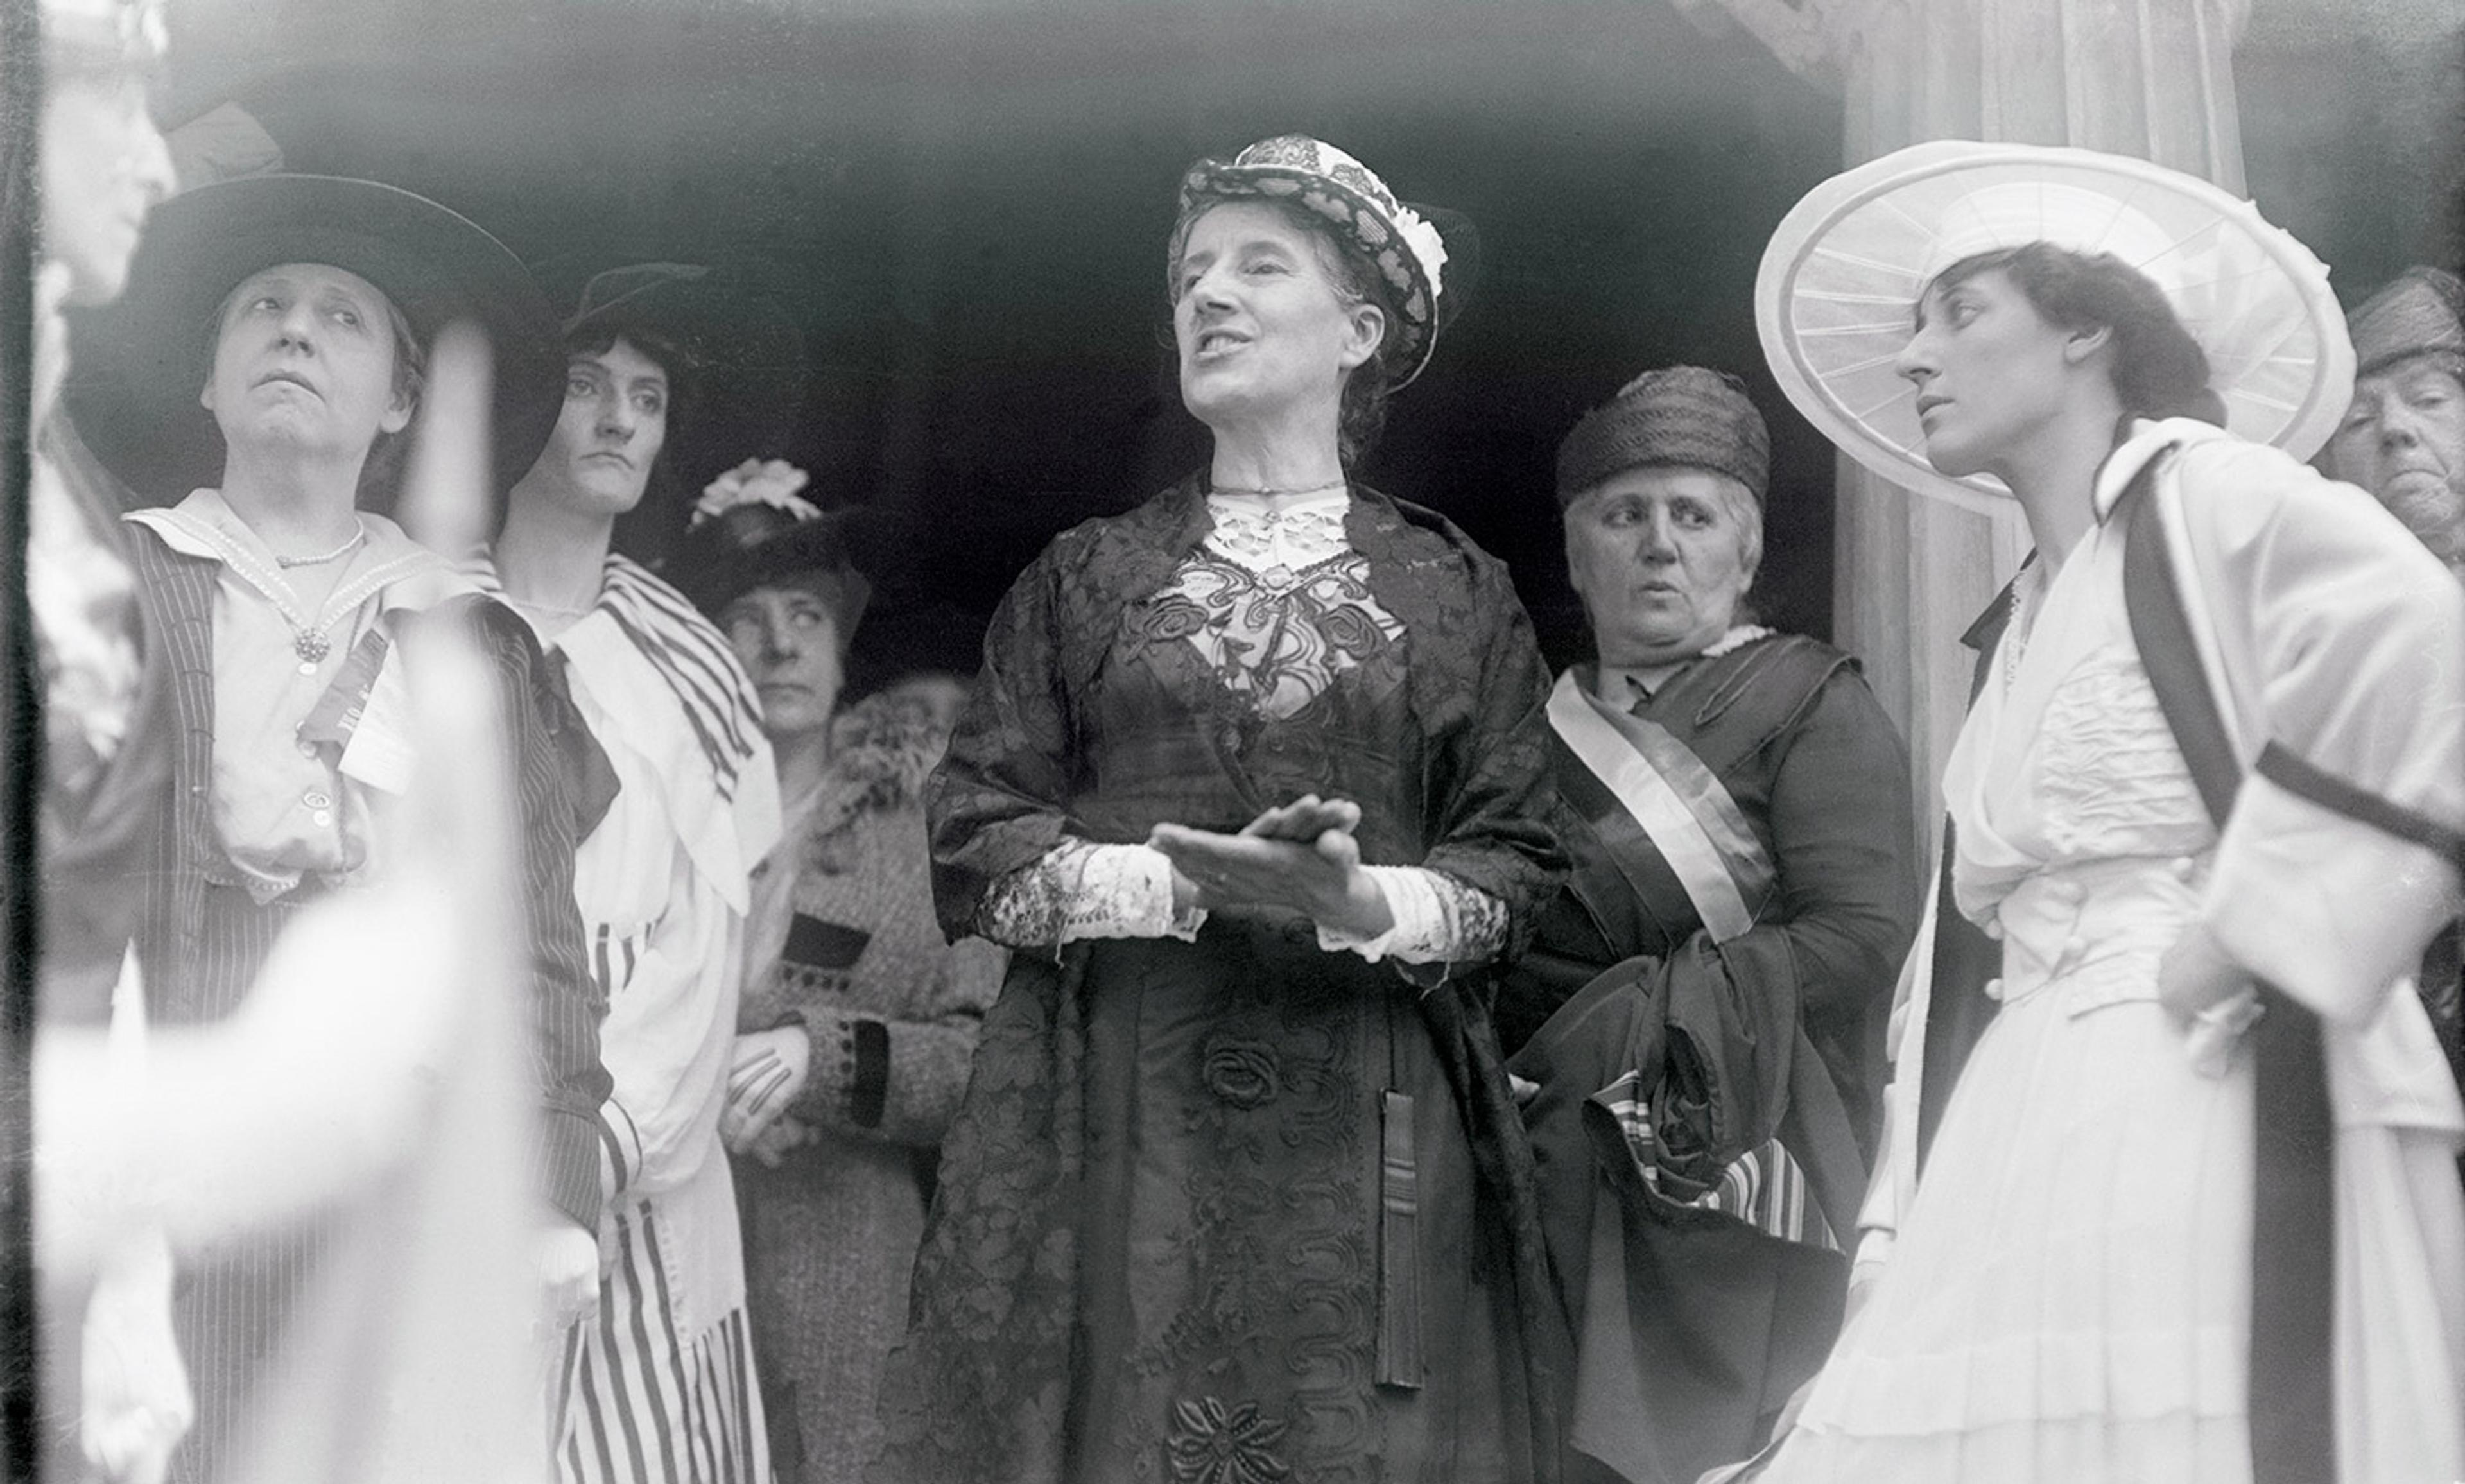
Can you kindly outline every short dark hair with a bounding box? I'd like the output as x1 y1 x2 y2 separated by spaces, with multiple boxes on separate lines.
564 321 699 501
1927 241 2224 426
567 320 700 420
1168 196 1399 470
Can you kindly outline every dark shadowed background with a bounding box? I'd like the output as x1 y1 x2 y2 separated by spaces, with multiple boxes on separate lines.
134 0 2465 680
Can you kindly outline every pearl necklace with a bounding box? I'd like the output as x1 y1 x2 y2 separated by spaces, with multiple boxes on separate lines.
273 522 367 569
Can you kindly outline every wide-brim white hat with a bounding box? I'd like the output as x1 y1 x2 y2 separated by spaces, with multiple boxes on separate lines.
1756 140 2354 513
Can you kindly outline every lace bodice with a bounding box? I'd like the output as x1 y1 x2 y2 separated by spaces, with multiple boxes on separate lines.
1130 492 1405 722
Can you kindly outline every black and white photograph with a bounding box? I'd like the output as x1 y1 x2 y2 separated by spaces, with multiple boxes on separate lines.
5 0 2462 1480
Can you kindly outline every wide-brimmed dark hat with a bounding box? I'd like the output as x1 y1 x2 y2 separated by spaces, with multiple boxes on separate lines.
1170 135 1462 388
64 173 562 501
663 476 903 633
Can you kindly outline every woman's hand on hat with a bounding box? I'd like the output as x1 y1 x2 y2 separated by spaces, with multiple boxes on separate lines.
693 458 820 529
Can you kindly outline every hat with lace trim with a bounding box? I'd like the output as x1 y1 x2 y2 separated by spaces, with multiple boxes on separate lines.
1170 135 1460 388
1756 140 2353 513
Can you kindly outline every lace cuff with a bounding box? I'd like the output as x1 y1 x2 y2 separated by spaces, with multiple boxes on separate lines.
1316 865 1508 965
976 841 1206 949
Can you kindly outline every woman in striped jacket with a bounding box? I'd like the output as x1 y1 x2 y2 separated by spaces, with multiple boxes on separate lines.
479 264 790 1484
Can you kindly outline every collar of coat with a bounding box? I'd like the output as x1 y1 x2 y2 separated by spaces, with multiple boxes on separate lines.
797 689 951 861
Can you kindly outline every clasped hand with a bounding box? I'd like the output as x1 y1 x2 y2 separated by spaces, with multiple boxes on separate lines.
720 1026 812 1157
1148 794 1394 940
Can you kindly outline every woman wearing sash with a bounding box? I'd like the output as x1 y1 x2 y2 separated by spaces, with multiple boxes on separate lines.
871 135 1568 1484
1731 142 2465 1483
1500 368 1919 1484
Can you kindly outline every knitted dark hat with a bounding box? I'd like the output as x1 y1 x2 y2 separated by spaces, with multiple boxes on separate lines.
1556 366 1770 505
2348 267 2465 378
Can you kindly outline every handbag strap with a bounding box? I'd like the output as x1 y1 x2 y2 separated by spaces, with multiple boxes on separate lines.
2116 450 2337 1484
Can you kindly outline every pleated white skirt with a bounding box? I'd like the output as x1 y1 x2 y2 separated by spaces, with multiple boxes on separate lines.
1739 971 2464 1484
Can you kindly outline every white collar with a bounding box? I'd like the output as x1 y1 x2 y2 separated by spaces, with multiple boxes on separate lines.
2092 417 2236 523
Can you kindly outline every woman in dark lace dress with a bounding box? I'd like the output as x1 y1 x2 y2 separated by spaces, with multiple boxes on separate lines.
870 135 1570 1484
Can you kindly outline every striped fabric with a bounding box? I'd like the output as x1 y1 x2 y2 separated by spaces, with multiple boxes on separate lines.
1595 1069 1839 1252
467 553 763 803
555 1200 766 1484
124 526 613 1483
585 919 655 1191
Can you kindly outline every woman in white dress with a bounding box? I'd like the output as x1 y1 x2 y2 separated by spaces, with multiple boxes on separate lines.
1740 142 2465 1482
478 264 790 1484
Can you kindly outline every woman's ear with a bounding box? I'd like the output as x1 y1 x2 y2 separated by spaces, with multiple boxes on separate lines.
380 385 417 436
1337 302 1387 373
2063 322 2115 366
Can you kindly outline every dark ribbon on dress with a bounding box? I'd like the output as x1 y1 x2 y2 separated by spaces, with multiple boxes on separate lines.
2114 452 2335 1484
1914 581 2021 1168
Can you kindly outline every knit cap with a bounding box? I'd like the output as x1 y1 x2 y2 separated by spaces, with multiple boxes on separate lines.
1556 366 1770 506
2348 267 2465 377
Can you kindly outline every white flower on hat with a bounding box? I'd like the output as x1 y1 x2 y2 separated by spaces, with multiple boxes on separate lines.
1391 204 1449 301
693 458 819 528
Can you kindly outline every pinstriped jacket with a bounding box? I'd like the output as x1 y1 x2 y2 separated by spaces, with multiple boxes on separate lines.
125 526 612 1229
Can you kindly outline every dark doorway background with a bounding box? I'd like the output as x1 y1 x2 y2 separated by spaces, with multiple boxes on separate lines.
155 0 1844 680
148 0 2464 683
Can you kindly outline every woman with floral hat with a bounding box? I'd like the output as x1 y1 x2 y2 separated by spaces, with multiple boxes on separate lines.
1728 141 2465 1483
474 264 793 1484
659 468 1002 1484
870 135 1569 1483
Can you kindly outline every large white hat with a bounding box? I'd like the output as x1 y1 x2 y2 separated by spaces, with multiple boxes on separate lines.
1756 140 2354 512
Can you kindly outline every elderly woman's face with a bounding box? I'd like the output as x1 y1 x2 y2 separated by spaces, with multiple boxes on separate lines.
1172 201 1383 429
1896 267 2077 481
2332 358 2465 567
202 263 415 462
723 577 847 745
40 67 174 307
1564 466 1758 668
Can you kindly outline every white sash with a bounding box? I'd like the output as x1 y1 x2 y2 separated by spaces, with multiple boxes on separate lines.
1546 669 1760 942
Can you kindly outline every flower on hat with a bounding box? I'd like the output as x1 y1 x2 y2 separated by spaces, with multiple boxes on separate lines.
1390 204 1448 302
693 458 820 528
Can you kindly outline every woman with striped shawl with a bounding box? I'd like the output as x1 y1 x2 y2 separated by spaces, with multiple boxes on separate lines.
478 264 785 1484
